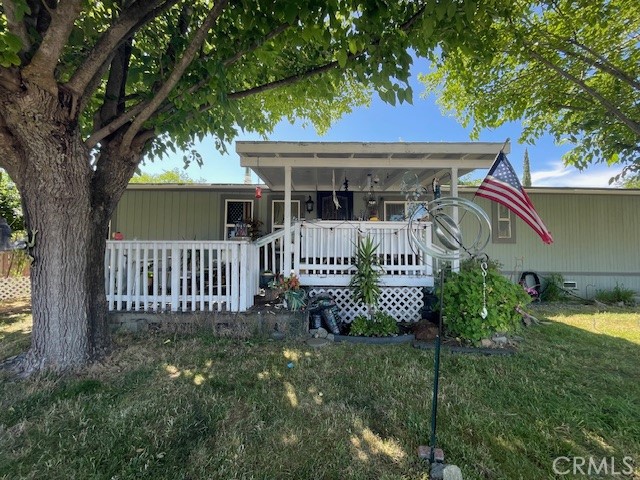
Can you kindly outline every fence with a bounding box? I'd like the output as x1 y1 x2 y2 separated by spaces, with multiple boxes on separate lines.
296 220 434 287
105 240 258 312
0 251 31 301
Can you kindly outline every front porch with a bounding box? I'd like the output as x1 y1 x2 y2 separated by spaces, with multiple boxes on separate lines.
105 141 505 320
104 219 438 320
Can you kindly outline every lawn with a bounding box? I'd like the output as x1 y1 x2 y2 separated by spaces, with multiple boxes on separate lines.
1 302 639 480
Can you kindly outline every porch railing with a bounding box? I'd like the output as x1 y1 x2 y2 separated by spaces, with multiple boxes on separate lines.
105 240 258 312
296 220 434 287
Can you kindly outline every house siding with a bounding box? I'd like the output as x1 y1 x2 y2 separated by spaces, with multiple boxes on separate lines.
112 185 640 299
465 191 640 298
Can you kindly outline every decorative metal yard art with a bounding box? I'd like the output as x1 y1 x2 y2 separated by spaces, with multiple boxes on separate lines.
400 172 491 469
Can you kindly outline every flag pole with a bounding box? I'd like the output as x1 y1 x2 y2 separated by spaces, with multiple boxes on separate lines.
470 138 510 205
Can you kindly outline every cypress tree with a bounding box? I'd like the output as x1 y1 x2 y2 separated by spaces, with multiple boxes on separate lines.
522 149 532 187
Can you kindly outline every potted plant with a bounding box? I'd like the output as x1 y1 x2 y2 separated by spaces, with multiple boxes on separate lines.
269 272 307 311
349 236 383 321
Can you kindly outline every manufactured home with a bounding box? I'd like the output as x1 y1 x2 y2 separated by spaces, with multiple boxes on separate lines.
107 141 640 317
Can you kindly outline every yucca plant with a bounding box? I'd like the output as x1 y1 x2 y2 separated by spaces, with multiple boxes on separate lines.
349 236 383 320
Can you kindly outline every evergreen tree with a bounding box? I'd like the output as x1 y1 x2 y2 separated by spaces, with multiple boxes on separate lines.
522 149 532 187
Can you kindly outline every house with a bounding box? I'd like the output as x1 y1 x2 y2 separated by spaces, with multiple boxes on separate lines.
107 141 640 317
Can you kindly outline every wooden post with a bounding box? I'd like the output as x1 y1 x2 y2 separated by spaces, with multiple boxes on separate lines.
239 242 248 311
450 166 460 273
284 164 292 274
171 246 179 312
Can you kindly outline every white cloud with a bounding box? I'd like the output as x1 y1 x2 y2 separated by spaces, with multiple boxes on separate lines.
532 162 622 188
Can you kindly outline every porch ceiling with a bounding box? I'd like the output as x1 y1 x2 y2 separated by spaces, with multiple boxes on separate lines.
237 141 508 191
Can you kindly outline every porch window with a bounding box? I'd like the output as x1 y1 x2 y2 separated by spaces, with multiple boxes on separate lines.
225 199 253 239
383 201 408 221
492 203 516 243
272 200 300 231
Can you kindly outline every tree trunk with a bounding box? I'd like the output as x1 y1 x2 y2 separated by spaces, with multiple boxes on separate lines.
1 85 114 372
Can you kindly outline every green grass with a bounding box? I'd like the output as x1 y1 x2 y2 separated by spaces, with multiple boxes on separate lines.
1 303 639 479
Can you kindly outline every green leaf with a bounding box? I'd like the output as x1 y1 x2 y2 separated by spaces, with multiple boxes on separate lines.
3 33 23 53
336 49 348 68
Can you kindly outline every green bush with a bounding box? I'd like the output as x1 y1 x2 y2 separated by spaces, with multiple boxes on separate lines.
349 236 383 320
595 283 636 306
349 312 399 337
440 259 531 342
540 273 568 301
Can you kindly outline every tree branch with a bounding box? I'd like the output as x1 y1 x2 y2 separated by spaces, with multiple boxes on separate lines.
3 0 32 55
227 61 339 101
86 12 288 149
0 67 22 92
66 0 181 103
119 0 230 153
159 3 427 122
22 0 84 94
528 48 640 137
86 100 148 149
94 39 133 132
563 38 640 92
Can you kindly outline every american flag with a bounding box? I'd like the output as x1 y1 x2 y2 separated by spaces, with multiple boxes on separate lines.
477 152 554 244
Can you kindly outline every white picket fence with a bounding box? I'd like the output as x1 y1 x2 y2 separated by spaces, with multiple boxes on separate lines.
105 240 258 312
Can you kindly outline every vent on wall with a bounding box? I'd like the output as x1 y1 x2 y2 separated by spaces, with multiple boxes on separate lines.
563 281 578 290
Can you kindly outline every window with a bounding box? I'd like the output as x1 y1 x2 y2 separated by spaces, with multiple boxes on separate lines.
272 200 300 231
492 203 516 243
225 199 253 238
383 201 408 221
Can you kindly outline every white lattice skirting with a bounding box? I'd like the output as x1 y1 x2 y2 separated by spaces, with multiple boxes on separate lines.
0 277 31 301
308 286 423 323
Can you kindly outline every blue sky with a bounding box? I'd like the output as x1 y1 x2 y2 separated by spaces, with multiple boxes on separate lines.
141 56 622 187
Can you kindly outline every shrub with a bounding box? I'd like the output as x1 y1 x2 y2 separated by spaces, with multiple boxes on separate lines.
349 236 383 320
540 273 568 301
440 258 530 342
595 283 636 306
349 311 399 337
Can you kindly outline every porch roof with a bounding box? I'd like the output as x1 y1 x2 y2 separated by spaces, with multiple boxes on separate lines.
237 141 508 191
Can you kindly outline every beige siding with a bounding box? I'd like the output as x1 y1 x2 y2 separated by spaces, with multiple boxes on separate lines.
465 192 640 298
112 186 640 298
112 189 225 240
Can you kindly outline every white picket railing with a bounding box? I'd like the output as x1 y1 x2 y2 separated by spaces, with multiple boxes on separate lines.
296 220 434 287
104 221 438 313
105 240 258 312
254 228 286 275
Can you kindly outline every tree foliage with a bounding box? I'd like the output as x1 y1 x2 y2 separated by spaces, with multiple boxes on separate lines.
129 168 199 184
0 170 23 231
421 0 640 181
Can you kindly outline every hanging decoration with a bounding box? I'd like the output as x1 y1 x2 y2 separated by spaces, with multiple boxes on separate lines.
332 170 341 210
432 177 441 199
255 186 262 199
480 260 488 319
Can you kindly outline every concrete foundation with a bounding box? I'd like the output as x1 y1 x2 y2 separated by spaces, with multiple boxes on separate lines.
109 309 309 339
